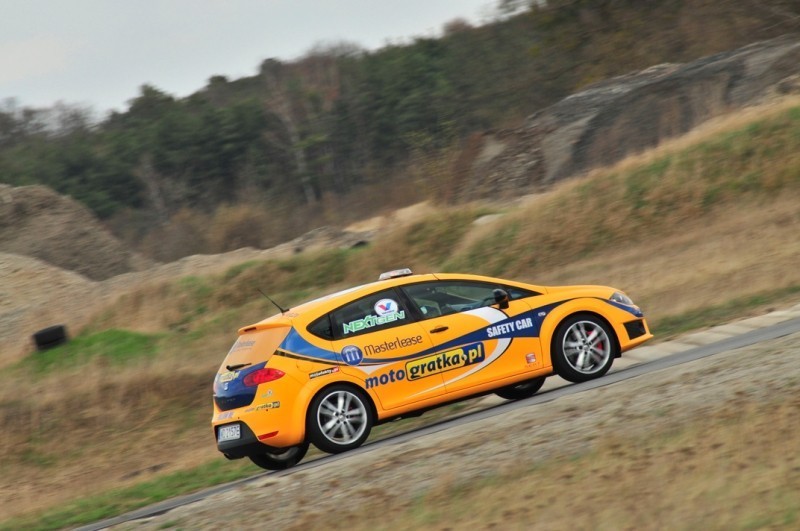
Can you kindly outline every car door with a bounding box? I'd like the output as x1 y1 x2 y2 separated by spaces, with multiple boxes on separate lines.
329 288 445 411
400 280 544 395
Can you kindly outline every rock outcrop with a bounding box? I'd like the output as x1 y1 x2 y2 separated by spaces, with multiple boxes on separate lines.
462 34 800 199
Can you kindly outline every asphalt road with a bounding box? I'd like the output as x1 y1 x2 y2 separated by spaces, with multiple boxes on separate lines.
78 315 800 531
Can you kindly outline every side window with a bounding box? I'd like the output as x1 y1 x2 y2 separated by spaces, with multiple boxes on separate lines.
508 286 539 300
331 289 410 339
307 314 333 340
402 281 501 319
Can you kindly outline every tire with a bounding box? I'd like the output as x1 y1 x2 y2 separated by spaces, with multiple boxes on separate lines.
249 442 309 471
307 385 373 454
495 376 546 400
33 325 68 351
552 314 617 383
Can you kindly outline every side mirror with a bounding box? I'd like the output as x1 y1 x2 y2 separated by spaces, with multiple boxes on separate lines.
493 289 510 310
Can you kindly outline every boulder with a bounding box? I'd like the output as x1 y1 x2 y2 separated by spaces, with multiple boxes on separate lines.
462 34 800 198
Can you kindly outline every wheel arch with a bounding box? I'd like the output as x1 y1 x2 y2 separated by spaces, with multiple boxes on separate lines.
540 302 623 367
303 379 379 433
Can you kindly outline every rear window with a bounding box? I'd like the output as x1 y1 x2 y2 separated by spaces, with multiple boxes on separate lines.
221 326 291 370
307 314 333 340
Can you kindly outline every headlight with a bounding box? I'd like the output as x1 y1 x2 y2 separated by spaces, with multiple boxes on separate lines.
610 291 635 306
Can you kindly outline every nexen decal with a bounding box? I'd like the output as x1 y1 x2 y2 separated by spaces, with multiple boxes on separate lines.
343 311 406 335
366 342 485 389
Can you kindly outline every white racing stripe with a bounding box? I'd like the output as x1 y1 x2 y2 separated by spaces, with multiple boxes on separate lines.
440 307 510 387
407 306 508 397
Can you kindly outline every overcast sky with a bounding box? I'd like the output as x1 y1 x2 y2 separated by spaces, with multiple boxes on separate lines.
0 0 499 116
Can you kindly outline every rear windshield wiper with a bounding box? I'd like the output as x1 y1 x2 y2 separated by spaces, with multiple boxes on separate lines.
226 362 251 371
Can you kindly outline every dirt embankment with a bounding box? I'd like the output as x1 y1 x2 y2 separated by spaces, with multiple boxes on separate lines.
0 192 376 365
0 185 152 280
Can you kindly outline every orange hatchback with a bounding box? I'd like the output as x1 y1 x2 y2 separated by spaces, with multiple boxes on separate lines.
212 269 652 470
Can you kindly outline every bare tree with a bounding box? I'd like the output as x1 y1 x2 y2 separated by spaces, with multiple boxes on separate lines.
260 59 316 205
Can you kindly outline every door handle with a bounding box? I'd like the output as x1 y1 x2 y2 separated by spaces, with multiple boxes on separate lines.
430 326 449 334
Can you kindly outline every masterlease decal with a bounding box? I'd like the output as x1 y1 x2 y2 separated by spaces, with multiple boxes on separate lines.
364 335 423 356
341 345 364 366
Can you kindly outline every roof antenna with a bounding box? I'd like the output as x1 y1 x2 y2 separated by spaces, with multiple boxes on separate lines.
258 289 289 314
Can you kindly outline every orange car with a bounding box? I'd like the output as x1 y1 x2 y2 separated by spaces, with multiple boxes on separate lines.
212 269 652 469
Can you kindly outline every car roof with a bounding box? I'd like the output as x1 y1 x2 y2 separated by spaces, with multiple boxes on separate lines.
289 273 438 315
241 272 548 332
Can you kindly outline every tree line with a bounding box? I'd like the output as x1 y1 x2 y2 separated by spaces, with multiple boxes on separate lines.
1 0 797 256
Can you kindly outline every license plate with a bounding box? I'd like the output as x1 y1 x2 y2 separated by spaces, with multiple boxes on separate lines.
217 424 241 442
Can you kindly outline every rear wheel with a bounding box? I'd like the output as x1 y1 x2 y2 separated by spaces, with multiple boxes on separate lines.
553 314 616 383
249 442 309 470
307 385 373 454
495 376 546 400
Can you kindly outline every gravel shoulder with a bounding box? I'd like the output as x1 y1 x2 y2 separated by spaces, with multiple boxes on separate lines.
115 330 800 530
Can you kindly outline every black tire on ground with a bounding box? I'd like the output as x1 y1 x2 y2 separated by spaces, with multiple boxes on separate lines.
32 325 68 351
552 314 617 383
494 375 547 400
307 384 374 454
248 442 309 471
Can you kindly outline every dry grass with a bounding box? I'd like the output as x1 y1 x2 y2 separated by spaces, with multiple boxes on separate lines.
291 390 800 531
3 99 800 524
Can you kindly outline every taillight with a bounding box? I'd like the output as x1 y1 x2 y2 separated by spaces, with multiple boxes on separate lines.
243 368 285 387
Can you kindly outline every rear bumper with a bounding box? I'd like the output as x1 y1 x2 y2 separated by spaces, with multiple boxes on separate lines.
215 421 280 458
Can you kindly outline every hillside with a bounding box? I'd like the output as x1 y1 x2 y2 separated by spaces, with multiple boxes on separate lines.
0 185 151 280
1 1 798 262
1 96 799 528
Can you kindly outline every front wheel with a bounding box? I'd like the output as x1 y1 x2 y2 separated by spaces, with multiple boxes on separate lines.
307 385 373 454
553 314 617 383
495 376 546 400
249 442 309 470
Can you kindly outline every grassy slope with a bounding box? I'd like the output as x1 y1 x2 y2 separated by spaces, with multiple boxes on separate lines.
2 99 800 528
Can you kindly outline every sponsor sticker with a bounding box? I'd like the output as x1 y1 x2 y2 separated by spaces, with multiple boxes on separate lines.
406 343 485 380
256 401 281 411
227 339 256 354
219 371 237 383
374 298 399 316
366 342 486 389
310 366 340 379
364 335 423 356
341 345 364 366
486 317 535 338
342 310 406 335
